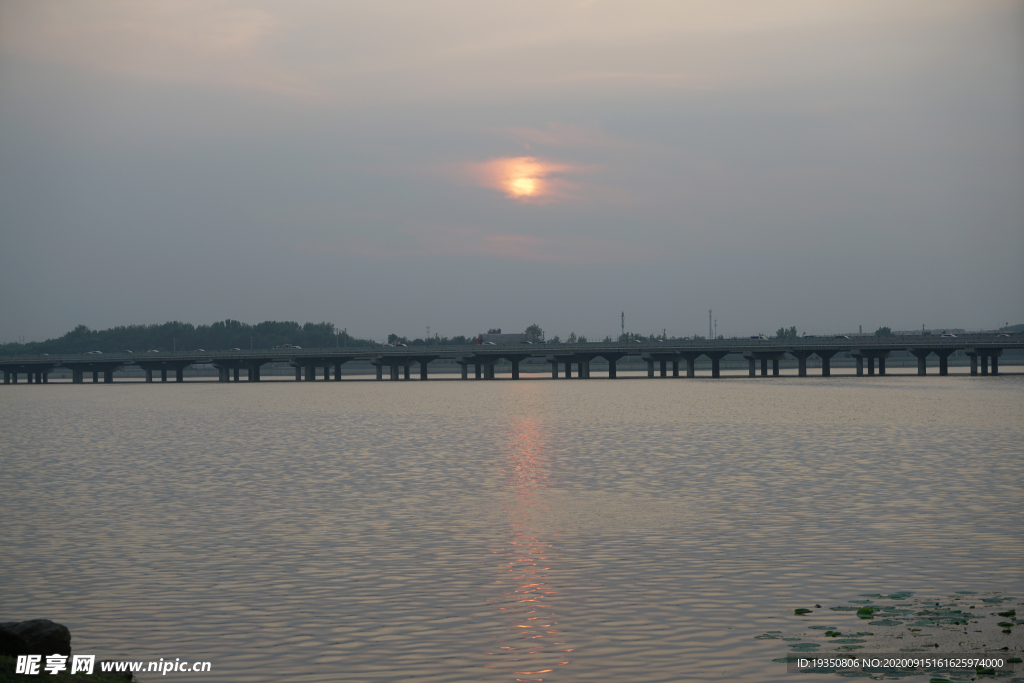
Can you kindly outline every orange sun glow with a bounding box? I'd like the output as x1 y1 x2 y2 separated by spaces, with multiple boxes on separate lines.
471 156 577 202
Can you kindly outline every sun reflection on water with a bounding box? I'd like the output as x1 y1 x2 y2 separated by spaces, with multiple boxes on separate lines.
484 418 572 681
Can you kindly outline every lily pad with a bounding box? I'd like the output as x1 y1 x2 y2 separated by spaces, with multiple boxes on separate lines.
788 643 821 651
794 607 813 615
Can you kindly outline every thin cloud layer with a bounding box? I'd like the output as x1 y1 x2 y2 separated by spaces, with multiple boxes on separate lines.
466 157 590 202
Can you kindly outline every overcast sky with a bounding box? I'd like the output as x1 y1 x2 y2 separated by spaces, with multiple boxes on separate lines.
1 1 1022 342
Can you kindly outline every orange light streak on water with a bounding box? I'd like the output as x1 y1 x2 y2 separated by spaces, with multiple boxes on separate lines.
484 417 572 681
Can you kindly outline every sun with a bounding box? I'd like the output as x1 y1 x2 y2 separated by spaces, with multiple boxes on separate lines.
509 176 538 197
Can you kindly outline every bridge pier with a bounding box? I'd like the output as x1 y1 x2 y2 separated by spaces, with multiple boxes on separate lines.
565 362 572 378
420 362 428 380
475 363 482 379
305 365 315 381
659 360 667 378
814 350 838 377
104 369 113 383
511 360 520 379
748 357 756 377
295 366 302 381
647 360 654 378
686 356 696 378
761 358 768 376
145 369 153 382
705 351 728 378
376 364 383 380
855 355 864 376
608 359 616 378
391 365 400 381
935 350 954 376
92 371 99 383
550 360 558 378
404 365 411 380
672 360 679 377
909 349 931 375
981 355 989 375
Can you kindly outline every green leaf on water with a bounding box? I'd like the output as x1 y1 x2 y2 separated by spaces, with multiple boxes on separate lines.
997 609 1016 617
856 607 875 618
794 607 813 615
789 643 821 651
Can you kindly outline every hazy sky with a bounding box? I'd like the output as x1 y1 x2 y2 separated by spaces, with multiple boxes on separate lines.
2 1 1022 342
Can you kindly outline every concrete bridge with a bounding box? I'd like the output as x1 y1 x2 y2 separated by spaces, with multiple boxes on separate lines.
1 335 1018 384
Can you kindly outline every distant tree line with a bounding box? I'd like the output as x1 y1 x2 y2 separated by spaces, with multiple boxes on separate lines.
0 320 384 356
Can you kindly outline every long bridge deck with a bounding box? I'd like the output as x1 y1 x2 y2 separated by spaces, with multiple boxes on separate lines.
2 334 1019 384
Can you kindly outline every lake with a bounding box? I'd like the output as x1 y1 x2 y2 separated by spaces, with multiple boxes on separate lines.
1 375 1022 681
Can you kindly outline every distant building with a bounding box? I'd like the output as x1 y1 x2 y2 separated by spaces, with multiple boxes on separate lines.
480 333 528 345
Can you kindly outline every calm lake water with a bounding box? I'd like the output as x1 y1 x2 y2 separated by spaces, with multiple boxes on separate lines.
2 376 1022 682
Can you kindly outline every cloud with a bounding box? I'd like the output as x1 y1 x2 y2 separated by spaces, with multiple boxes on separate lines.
498 122 629 150
464 156 594 202
307 223 659 266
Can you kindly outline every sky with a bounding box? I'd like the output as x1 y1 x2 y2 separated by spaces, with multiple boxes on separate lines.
1 0 1022 343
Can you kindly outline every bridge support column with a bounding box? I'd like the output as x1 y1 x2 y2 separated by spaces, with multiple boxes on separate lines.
981 355 989 375
936 350 954 376
992 356 999 375
550 361 558 379
461 363 469 380
376 364 384 380
686 357 696 378
73 369 83 384
305 365 315 381
2 370 8 384
761 358 768 376
485 364 494 380
711 357 721 378
855 355 864 376
218 367 227 382
36 372 43 383
748 357 755 377
43 371 49 383
160 369 167 382
104 369 113 383
878 358 886 375
145 369 153 383
176 367 183 382
608 359 617 378
798 356 807 377
968 354 977 375
908 349 930 375
404 365 411 380
565 363 571 378
93 371 99 383
647 360 654 378
672 360 679 377
475 363 482 379
295 366 302 381
234 367 240 382
659 360 667 378
816 351 838 377
511 360 520 379
420 362 429 380
334 363 342 381
772 359 780 376
391 365 400 381
584 360 591 378
867 357 875 375
12 372 18 383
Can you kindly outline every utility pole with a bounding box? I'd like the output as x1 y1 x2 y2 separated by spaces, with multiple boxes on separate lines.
621 311 625 339
714 319 717 339
709 310 713 339
426 326 430 345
